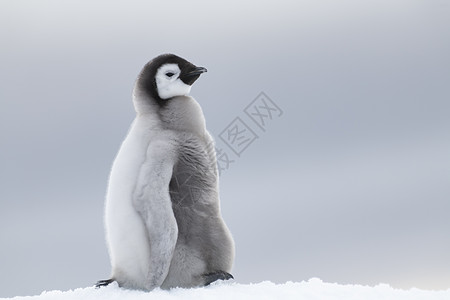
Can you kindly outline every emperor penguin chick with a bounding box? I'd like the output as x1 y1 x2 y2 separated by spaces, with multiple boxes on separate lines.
96 54 235 291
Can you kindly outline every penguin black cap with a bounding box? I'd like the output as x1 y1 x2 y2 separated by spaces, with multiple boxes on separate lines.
136 54 207 105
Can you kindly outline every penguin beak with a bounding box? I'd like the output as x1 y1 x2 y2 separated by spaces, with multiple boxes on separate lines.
186 66 208 77
181 66 207 85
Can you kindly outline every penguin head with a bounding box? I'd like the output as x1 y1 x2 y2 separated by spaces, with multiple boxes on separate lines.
136 54 207 105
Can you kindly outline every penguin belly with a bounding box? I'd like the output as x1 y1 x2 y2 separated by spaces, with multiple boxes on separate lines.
104 120 153 290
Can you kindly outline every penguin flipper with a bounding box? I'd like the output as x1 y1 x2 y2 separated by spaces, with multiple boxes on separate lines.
132 140 178 289
203 271 234 286
95 279 115 288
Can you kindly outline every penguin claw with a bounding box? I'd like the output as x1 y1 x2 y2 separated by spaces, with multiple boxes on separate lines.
95 279 115 288
203 271 234 286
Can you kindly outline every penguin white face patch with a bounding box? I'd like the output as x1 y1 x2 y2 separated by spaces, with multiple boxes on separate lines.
155 64 192 100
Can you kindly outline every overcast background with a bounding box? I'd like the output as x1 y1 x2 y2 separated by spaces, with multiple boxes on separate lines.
1 0 450 297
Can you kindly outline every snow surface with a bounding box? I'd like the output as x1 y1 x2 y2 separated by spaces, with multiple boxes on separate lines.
4 279 450 300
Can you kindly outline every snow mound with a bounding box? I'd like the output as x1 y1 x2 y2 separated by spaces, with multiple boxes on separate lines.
4 279 450 300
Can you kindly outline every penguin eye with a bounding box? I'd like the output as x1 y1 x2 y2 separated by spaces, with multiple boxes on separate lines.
165 72 175 78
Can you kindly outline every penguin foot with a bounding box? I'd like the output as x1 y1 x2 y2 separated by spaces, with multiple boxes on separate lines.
203 271 234 286
95 278 115 288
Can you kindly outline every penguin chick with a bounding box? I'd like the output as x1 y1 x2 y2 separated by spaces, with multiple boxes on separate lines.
96 54 235 291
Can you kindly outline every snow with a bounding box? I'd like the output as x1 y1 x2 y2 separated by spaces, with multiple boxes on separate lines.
4 279 450 300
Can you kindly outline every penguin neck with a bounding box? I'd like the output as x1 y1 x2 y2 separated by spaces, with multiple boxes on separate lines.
132 90 206 136
158 96 207 136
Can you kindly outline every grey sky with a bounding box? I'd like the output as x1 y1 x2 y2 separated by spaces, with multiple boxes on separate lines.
1 0 450 297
